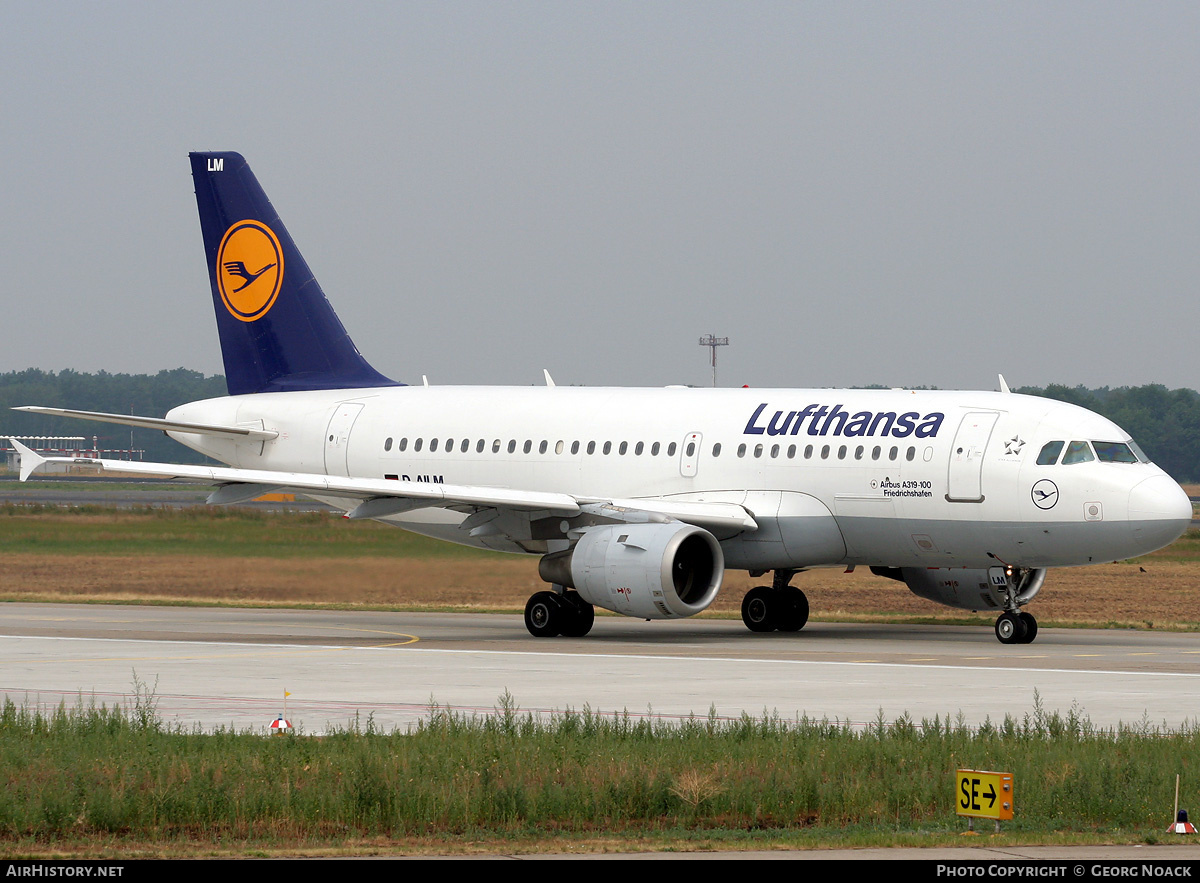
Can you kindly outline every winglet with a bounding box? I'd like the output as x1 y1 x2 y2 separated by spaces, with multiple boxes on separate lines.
543 369 556 388
998 374 1011 394
8 439 47 482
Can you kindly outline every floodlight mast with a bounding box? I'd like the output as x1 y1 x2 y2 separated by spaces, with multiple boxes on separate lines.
698 334 729 387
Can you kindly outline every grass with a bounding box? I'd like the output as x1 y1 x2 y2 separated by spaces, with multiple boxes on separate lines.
0 687 1196 856
0 503 506 560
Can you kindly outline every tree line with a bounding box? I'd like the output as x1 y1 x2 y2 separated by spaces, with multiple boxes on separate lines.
1 370 1197 480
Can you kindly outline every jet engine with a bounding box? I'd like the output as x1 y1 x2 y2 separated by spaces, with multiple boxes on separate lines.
872 565 1047 611
538 522 724 619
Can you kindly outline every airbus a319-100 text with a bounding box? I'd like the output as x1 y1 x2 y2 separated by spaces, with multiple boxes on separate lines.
11 153 1192 644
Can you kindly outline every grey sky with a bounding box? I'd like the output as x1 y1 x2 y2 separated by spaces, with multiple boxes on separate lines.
2 2 1197 392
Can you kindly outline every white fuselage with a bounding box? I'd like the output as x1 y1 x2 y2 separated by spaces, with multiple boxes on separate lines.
166 385 1192 572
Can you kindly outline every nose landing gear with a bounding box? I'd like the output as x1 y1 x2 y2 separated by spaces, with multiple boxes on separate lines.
991 565 1044 644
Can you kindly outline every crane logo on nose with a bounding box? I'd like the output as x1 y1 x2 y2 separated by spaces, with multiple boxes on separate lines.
1031 479 1059 510
216 220 284 322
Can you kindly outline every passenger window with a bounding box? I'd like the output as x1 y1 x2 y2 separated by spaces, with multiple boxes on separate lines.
905 446 915 461
461 439 469 453
737 443 747 458
492 439 501 453
414 438 423 452
770 444 780 458
754 444 763 458
712 443 722 457
837 445 847 460
619 441 628 455
1062 440 1095 465
787 445 796 459
603 441 612 455
398 438 408 452
805 444 813 459
1036 441 1064 465
384 437 393 452
872 445 881 460
570 441 579 454
587 441 596 455
555 440 564 455
476 439 484 453
854 445 864 460
635 442 644 455
686 442 696 457
651 442 661 456
444 438 452 452
539 440 548 454
667 443 677 456
507 440 516 453
523 440 532 454
889 445 897 461
821 445 830 460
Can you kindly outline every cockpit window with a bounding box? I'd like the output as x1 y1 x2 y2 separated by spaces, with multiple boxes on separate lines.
1092 441 1139 463
1061 440 1095 465
1036 441 1064 465
1129 440 1152 464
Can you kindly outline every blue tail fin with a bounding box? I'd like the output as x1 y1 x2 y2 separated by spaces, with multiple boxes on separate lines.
189 152 399 395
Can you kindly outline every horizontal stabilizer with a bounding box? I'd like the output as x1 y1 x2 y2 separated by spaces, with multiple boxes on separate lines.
13 407 278 441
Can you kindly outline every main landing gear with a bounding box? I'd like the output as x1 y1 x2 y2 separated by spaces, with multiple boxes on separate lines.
741 571 809 633
524 589 595 637
994 610 1038 645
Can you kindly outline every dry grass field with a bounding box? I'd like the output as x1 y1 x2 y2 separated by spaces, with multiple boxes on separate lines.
2 504 1198 630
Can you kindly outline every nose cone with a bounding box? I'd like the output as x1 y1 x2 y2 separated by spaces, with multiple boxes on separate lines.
1128 475 1193 554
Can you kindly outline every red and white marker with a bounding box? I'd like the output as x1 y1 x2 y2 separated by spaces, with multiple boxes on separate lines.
1169 810 1196 834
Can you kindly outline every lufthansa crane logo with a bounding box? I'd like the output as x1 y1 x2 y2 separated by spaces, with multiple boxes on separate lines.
1031 479 1059 510
216 220 284 322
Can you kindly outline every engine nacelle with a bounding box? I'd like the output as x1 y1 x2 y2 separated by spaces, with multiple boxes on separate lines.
539 523 724 619
878 566 1047 611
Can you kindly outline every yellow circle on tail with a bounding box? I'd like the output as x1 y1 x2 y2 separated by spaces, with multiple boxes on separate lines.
216 220 284 322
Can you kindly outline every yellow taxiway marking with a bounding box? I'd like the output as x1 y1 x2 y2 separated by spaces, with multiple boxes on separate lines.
322 626 420 646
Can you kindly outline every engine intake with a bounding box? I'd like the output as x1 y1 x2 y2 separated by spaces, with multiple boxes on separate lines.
539 523 724 619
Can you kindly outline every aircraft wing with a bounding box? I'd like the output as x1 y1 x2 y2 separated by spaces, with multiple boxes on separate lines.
7 441 758 536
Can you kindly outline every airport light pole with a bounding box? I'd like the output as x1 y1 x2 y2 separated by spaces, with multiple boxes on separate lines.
698 334 729 387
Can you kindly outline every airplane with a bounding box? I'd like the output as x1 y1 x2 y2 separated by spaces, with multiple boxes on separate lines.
10 152 1193 645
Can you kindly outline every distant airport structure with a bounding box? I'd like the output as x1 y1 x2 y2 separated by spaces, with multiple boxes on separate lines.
698 334 729 387
1 436 143 473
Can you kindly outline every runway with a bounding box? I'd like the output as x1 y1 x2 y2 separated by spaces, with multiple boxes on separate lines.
2 603 1199 733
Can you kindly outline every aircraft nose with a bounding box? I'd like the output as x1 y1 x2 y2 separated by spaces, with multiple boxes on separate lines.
1128 475 1193 553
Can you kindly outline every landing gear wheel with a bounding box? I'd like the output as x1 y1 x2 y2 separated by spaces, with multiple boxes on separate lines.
994 611 1028 645
559 592 595 638
524 591 563 637
1018 611 1038 644
742 586 776 632
776 587 810 633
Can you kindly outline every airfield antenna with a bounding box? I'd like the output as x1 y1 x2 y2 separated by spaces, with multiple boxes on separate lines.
698 334 729 387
